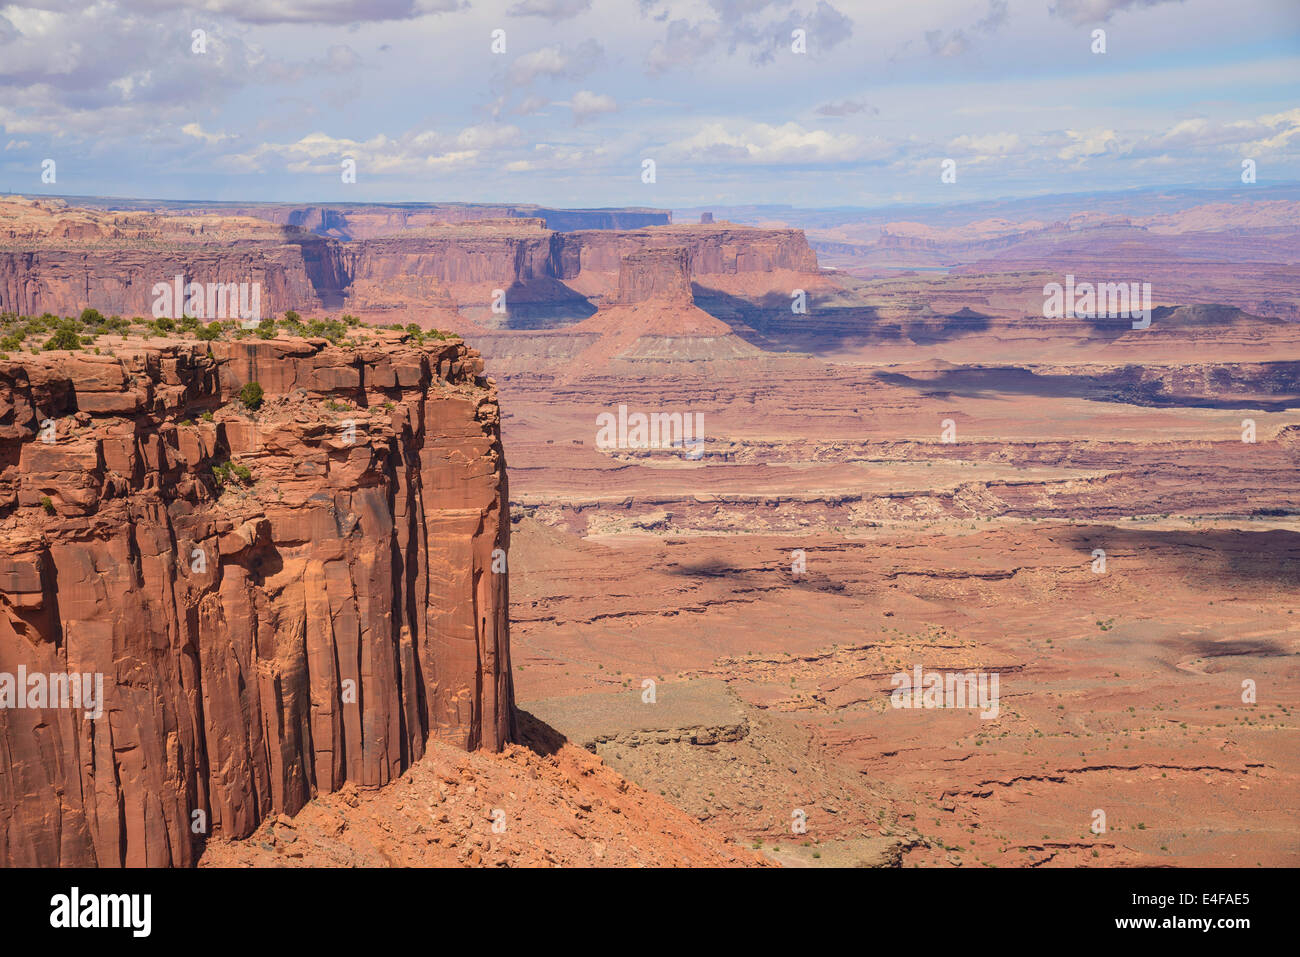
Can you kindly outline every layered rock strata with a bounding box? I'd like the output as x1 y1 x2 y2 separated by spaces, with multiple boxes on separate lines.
0 333 513 866
0 198 823 324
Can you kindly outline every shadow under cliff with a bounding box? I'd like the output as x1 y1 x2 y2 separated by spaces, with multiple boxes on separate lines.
515 708 568 757
692 285 995 353
874 364 1300 411
1055 524 1300 587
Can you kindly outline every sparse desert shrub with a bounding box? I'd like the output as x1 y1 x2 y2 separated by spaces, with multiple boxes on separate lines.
39 495 55 515
212 460 253 487
44 325 82 351
237 381 264 411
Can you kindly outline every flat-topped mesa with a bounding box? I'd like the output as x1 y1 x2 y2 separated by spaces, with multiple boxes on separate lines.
0 197 825 328
616 247 694 305
0 333 514 867
0 195 303 245
65 199 674 238
555 224 820 279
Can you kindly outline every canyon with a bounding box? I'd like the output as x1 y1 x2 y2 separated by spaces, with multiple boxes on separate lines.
0 189 1296 867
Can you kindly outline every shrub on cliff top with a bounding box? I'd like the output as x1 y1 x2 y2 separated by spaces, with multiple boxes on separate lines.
305 317 345 343
237 381 264 411
44 325 82 351
196 321 222 341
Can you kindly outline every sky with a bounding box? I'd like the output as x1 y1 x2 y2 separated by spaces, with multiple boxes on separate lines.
1 0 1297 208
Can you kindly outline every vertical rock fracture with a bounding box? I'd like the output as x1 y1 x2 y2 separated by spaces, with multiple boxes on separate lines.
0 335 514 866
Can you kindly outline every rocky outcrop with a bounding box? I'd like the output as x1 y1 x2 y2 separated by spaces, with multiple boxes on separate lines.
555 225 819 282
0 333 513 866
616 247 693 305
0 242 340 318
344 224 556 290
70 199 673 239
0 197 345 318
0 198 823 329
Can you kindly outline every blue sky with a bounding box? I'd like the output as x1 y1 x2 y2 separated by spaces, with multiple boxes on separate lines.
1 0 1297 207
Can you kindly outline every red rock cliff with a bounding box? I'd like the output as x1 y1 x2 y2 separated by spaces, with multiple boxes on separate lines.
555 225 819 279
0 198 822 327
615 247 693 305
0 333 513 866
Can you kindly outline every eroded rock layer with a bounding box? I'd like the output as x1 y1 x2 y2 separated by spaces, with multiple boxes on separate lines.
0 334 513 867
0 198 823 328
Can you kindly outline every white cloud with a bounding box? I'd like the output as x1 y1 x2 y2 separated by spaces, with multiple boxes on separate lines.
226 123 521 175
645 1 853 73
512 94 551 115
1058 128 1119 161
1234 107 1300 155
669 121 863 164
570 90 616 123
181 122 233 145
948 131 1022 164
454 124 523 149
507 39 604 87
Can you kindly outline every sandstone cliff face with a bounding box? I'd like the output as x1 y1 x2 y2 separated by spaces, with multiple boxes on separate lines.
0 198 823 327
556 226 819 279
0 334 513 867
0 242 338 319
344 229 556 290
615 247 693 305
